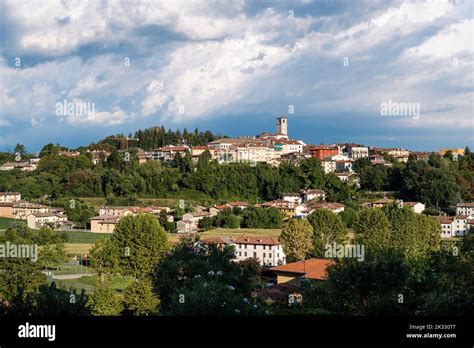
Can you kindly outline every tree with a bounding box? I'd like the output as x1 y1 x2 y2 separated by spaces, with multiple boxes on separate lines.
307 209 348 258
86 285 123 316
353 208 391 251
14 143 26 155
223 214 240 228
198 216 214 230
304 250 413 315
111 214 170 278
339 207 357 228
154 236 262 314
383 205 441 260
89 239 119 283
280 219 314 262
38 243 68 271
123 278 160 315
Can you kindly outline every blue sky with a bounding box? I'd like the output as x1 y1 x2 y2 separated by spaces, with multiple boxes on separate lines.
0 0 473 152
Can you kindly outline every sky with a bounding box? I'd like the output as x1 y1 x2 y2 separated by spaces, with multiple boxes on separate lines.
0 0 473 152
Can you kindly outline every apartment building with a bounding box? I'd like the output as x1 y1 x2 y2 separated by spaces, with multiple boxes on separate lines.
234 235 286 267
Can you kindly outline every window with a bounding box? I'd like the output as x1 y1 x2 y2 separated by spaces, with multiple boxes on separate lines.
244 252 247 257
269 253 272 258
263 253 266 258
253 252 257 258
239 252 241 256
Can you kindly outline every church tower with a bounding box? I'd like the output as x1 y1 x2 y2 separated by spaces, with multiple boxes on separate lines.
277 116 288 137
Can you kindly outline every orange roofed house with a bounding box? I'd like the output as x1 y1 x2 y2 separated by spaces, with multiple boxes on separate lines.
270 258 335 287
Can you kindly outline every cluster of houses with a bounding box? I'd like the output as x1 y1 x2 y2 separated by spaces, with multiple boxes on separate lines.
89 205 172 233
0 159 38 171
0 192 71 230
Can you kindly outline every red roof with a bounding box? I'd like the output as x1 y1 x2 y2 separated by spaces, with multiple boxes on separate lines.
234 235 280 246
227 201 249 207
271 259 335 280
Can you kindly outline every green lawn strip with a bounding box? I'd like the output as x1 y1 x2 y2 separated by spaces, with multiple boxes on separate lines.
50 274 134 294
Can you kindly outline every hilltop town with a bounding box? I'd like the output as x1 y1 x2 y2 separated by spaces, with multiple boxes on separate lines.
0 116 472 316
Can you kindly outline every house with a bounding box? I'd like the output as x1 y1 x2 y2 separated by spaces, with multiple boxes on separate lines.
26 212 69 230
334 172 356 182
99 206 135 217
0 203 15 218
152 146 189 162
270 259 335 287
275 139 304 154
342 144 369 159
335 159 353 173
90 216 120 233
321 159 336 173
301 189 326 202
403 202 425 214
176 219 197 234
361 198 403 209
411 151 432 161
201 237 236 250
13 201 50 219
456 203 474 216
369 155 392 166
282 193 302 204
436 215 473 238
0 192 21 203
437 216 454 238
372 147 410 162
234 235 286 266
308 145 339 159
227 201 249 210
259 200 299 219
87 149 111 164
296 202 345 218
0 162 37 171
190 146 215 161
439 148 465 161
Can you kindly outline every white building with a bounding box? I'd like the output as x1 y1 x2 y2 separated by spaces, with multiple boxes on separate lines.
437 215 473 238
456 203 474 216
321 159 336 174
403 202 425 214
301 189 326 202
0 192 21 203
282 193 302 205
343 145 369 159
27 212 69 229
234 235 286 266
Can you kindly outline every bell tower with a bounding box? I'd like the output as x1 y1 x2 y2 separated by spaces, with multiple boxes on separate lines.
277 116 288 137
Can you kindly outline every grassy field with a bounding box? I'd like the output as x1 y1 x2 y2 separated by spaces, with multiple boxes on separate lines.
51 263 93 275
65 243 95 255
0 217 23 230
60 231 111 244
79 190 214 207
51 275 134 294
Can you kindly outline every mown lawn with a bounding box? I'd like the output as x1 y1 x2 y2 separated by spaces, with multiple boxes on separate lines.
60 231 111 244
65 243 95 255
0 217 23 230
51 275 134 294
